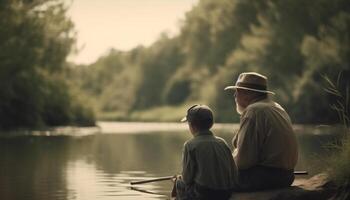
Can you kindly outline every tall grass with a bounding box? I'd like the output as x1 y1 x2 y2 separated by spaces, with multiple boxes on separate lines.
323 73 350 188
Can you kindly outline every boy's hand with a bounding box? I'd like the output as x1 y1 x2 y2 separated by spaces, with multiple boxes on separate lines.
171 175 182 183
171 175 182 198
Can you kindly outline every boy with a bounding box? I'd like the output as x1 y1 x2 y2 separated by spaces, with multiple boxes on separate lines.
173 104 236 200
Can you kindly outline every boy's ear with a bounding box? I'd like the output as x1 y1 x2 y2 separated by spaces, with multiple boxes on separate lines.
188 121 195 128
188 121 194 129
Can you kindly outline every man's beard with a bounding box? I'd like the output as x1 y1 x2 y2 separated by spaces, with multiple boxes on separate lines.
236 102 245 115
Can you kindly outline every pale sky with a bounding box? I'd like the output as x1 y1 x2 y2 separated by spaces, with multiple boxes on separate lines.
66 0 199 64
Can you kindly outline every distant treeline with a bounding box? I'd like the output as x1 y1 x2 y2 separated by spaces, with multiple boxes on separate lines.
0 0 95 130
2 0 349 129
71 0 350 124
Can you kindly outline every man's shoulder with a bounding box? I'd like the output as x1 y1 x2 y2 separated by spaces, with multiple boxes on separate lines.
244 99 292 125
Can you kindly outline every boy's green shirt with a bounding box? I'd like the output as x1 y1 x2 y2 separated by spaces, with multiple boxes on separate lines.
182 130 236 190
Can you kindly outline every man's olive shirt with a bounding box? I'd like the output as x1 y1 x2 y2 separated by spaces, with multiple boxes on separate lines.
182 130 236 190
232 98 298 170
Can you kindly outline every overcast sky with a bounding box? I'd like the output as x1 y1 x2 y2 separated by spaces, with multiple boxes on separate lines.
66 0 198 64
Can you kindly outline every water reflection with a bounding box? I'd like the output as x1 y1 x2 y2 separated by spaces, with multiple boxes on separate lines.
0 136 72 200
0 124 343 200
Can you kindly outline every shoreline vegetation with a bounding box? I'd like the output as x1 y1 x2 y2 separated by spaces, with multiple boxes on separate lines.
97 104 193 122
323 75 350 196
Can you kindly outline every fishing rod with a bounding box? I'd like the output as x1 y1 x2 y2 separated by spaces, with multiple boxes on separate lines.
130 171 308 185
130 175 175 185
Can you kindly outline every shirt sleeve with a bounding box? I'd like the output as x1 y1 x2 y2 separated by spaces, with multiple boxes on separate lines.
233 112 260 170
182 142 196 185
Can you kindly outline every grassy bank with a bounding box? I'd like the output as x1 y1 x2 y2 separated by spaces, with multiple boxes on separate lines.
327 134 350 187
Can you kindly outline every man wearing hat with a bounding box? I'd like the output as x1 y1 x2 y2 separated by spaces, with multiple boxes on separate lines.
172 104 236 200
225 72 298 191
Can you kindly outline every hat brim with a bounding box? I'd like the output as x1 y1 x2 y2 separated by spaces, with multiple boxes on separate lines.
180 116 187 122
224 86 275 95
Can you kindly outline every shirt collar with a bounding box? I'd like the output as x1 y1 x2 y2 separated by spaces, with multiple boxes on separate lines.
194 130 213 137
240 96 270 118
250 96 269 105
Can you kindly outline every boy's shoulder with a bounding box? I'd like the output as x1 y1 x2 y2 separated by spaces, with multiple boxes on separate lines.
184 134 228 148
183 137 196 148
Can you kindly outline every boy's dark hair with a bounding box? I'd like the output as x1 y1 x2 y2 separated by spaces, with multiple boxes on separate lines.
181 104 214 130
190 117 213 130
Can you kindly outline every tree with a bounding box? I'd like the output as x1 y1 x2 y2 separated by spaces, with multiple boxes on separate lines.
0 0 94 129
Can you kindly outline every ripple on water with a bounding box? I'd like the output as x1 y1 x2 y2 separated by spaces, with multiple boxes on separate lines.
65 160 171 199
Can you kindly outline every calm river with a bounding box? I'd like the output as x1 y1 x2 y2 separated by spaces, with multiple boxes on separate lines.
0 122 343 200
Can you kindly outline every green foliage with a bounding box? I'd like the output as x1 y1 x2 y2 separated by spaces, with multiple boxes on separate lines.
0 0 95 130
72 0 350 124
70 48 143 114
133 35 185 109
162 67 194 105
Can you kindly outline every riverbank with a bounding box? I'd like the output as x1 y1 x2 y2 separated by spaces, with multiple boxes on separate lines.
326 135 350 192
230 173 340 200
228 134 350 200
